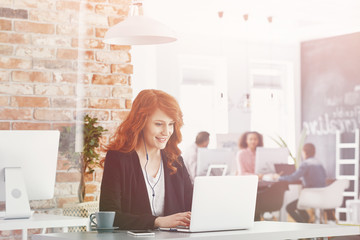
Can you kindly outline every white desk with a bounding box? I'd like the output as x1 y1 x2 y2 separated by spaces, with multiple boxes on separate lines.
0 214 89 240
32 221 360 240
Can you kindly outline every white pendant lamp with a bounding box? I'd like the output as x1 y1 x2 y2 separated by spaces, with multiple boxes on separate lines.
103 2 177 45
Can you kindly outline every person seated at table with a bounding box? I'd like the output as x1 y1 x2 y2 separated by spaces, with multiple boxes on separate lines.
236 131 263 175
183 131 210 183
99 89 193 230
274 143 334 223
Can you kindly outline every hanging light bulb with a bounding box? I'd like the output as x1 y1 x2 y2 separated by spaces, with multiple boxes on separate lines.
103 1 177 45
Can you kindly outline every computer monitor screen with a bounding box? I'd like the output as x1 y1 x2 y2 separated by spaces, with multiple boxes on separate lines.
255 147 289 174
216 133 241 152
196 148 236 176
0 130 59 218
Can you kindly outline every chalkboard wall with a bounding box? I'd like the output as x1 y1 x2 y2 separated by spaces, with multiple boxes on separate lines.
301 32 360 178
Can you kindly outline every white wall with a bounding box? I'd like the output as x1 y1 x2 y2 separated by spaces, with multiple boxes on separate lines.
132 35 301 149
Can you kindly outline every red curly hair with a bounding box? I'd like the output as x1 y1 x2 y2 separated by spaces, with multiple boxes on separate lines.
103 89 184 174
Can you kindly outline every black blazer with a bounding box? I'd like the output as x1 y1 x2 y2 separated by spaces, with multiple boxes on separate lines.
99 150 193 230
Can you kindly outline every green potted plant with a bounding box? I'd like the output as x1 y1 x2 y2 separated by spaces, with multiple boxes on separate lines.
59 114 107 203
59 114 107 231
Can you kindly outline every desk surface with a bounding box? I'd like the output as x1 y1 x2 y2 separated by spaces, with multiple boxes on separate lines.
32 221 360 240
0 214 88 230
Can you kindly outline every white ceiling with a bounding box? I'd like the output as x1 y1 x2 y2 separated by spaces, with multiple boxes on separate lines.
143 0 360 43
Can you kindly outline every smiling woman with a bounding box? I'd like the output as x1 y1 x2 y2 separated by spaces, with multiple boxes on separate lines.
99 89 193 230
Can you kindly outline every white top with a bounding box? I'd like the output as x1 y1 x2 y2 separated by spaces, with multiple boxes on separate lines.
141 160 165 216
32 221 360 240
182 143 198 183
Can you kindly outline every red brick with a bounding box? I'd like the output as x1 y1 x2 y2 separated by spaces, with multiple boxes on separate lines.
81 13 108 26
0 71 10 82
34 109 73 121
57 25 93 37
112 86 132 98
32 35 71 47
35 85 74 96
85 183 97 194
92 74 127 85
12 71 52 83
14 21 54 34
111 64 133 74
0 83 33 95
0 32 31 44
0 230 12 237
110 45 131 51
33 59 73 71
111 110 129 121
87 0 106 3
84 196 95 202
56 24 78 36
56 1 93 11
95 28 107 38
57 159 71 171
89 98 123 109
81 85 110 97
52 97 85 108
81 62 109 74
108 16 125 27
53 73 90 84
12 122 52 130
57 197 79 208
0 45 13 55
125 99 132 109
11 96 49 107
72 38 105 49
95 4 126 15
57 48 78 59
0 108 32 120
56 49 93 61
96 51 130 63
56 1 79 11
0 122 10 130
0 56 32 69
29 9 69 23
15 46 55 58
0 96 8 106
27 228 42 235
109 0 130 5
81 50 94 61
56 172 81 182
0 7 28 19
0 19 12 31
14 0 55 9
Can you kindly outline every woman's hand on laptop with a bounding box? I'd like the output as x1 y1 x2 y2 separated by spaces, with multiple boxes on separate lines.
154 211 191 228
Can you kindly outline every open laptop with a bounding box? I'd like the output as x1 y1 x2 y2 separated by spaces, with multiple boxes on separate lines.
160 175 258 232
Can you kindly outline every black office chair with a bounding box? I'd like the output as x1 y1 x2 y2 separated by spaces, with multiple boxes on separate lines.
254 181 289 221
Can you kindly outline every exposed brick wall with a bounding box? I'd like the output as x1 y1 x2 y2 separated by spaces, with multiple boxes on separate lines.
0 0 133 238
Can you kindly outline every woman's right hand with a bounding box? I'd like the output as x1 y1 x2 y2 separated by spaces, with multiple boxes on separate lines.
154 211 191 228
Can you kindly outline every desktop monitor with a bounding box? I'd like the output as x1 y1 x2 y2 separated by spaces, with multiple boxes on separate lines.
255 147 289 174
196 148 236 176
0 130 60 219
